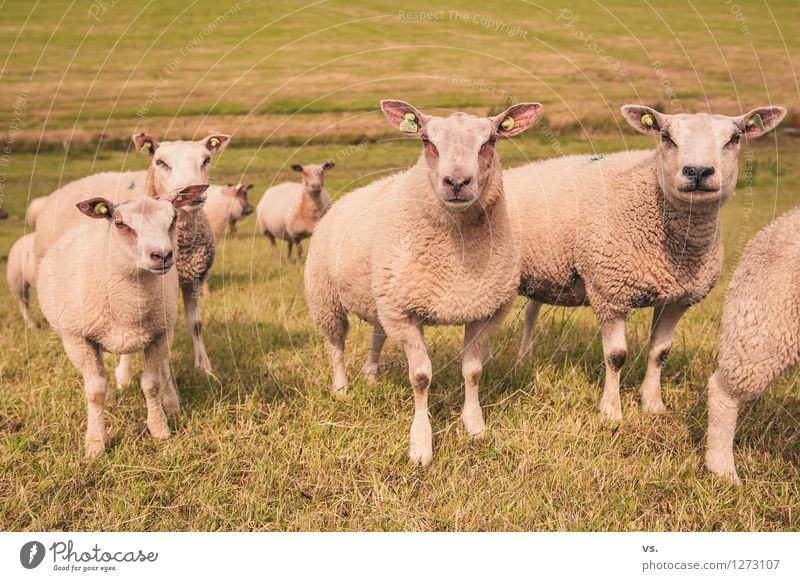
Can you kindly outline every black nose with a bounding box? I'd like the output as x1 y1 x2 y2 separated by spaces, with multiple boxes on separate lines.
150 250 173 264
682 166 715 179
444 176 472 194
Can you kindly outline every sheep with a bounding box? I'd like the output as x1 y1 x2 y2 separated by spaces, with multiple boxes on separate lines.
7 233 38 330
37 186 207 457
257 162 334 262
26 195 49 229
505 105 786 421
33 133 230 374
203 183 254 241
705 208 800 483
305 100 542 465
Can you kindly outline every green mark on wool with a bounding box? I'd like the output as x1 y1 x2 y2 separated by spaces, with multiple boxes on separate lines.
590 155 604 162
399 113 418 133
128 182 136 190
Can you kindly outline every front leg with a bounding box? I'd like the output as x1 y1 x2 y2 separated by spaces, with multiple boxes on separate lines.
295 239 304 262
640 302 688 413
598 315 627 421
61 336 108 458
228 221 238 239
182 283 212 372
461 320 493 439
141 336 171 440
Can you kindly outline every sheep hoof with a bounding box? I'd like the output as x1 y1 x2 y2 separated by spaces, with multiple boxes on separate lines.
461 407 486 439
409 419 433 466
641 398 665 414
360 366 378 385
84 439 106 459
194 357 212 373
331 384 349 397
409 444 433 467
26 320 39 332
147 418 171 440
598 399 623 421
161 395 181 416
705 455 741 485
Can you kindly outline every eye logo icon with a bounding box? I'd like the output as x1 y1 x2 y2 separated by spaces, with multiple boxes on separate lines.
20 541 46 569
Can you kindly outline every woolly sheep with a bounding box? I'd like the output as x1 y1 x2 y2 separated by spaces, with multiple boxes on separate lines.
305 100 542 465
204 183 254 241
33 133 230 374
37 187 207 457
7 233 38 330
26 195 49 229
257 162 334 262
505 105 786 421
706 208 800 483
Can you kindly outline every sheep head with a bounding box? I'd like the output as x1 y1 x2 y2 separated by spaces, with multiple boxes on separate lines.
622 105 786 205
381 100 542 211
292 162 334 198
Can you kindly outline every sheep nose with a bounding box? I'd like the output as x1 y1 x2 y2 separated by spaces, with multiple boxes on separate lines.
150 249 173 265
682 166 715 179
443 176 472 194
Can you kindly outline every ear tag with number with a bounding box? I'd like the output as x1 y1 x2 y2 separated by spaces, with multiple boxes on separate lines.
399 113 418 133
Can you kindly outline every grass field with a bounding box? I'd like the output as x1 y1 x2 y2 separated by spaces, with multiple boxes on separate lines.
1 0 799 531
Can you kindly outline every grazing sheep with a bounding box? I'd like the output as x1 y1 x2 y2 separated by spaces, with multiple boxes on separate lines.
37 187 206 457
204 183 254 241
33 133 230 374
305 100 542 465
7 233 38 330
26 195 49 229
257 162 334 262
706 208 800 483
505 105 786 420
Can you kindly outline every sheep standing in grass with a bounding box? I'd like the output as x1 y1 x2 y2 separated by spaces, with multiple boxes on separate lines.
37 187 206 457
204 183 254 241
305 100 542 465
33 133 230 374
7 233 38 330
505 105 785 420
706 208 800 483
257 162 334 262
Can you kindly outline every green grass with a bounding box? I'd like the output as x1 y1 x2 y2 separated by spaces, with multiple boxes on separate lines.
1 135 799 531
1 0 799 531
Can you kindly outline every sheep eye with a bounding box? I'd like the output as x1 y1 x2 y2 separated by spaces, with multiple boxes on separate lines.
420 135 430 144
114 220 131 233
156 159 171 170
660 130 676 147
726 132 741 147
202 157 211 168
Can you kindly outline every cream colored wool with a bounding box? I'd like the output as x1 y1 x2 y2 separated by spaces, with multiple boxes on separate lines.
705 208 800 483
506 105 786 421
7 233 38 330
204 183 254 241
305 100 542 465
25 195 49 229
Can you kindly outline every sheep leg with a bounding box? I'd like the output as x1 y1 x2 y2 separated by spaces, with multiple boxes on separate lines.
114 353 134 388
160 358 181 415
62 336 108 458
286 239 294 263
295 239 304 262
16 280 38 331
361 324 387 384
182 284 212 372
640 302 687 414
141 336 171 440
517 300 542 362
265 231 278 258
392 317 433 466
598 316 627 421
462 320 492 439
705 371 741 484
228 221 238 239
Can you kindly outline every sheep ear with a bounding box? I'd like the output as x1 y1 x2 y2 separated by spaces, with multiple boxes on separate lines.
322 161 335 170
736 106 787 137
133 133 159 157
172 184 209 208
621 105 668 135
291 164 303 172
380 100 429 137
246 183 254 191
203 134 230 153
236 183 252 195
493 103 542 138
76 197 115 220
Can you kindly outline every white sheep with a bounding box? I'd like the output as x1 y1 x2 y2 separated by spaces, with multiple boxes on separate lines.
257 162 334 262
26 195 49 229
33 133 230 374
7 233 38 330
305 100 542 465
37 187 207 457
505 105 786 420
706 208 800 483
203 183 254 241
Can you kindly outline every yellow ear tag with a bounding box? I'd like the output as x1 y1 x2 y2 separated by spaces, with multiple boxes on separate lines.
746 114 764 130
641 113 655 128
399 113 418 133
141 142 151 154
209 137 220 148
501 116 515 131
94 202 108 215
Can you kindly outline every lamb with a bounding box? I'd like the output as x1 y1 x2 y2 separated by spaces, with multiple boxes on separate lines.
7 233 38 330
705 208 800 483
505 105 786 420
203 183 254 241
33 132 230 374
26 195 49 228
257 162 334 262
305 100 542 465
37 186 207 457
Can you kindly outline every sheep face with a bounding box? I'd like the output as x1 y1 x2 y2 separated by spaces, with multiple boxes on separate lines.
133 133 230 196
292 163 334 198
622 105 786 205
381 100 542 211
223 183 254 219
75 185 208 274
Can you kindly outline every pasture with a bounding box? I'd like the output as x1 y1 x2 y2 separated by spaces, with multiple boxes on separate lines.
0 0 799 531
